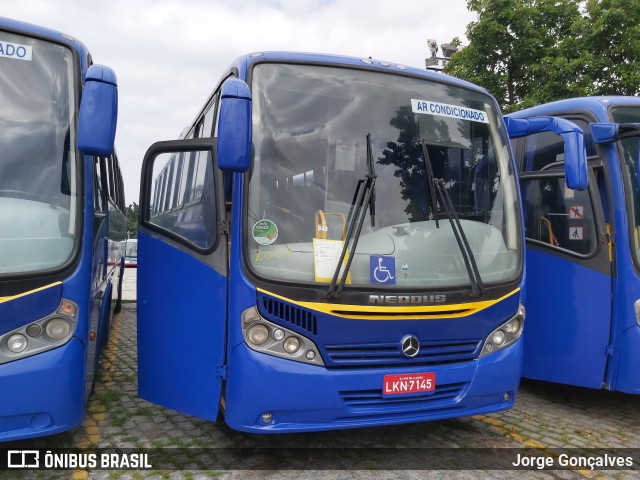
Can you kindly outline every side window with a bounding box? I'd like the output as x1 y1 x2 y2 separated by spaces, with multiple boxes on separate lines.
147 149 217 250
521 176 597 256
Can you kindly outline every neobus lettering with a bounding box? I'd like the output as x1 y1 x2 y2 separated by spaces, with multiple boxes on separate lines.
369 294 446 305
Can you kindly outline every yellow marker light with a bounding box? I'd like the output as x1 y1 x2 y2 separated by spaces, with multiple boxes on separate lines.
58 299 77 318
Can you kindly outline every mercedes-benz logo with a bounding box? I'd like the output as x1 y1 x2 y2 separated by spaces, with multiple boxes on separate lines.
401 335 420 358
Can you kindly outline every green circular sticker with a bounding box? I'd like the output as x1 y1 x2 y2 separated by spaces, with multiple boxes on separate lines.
252 219 279 245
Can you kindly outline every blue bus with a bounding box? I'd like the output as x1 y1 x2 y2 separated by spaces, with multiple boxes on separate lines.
125 239 138 267
0 18 122 440
509 97 640 393
137 52 586 432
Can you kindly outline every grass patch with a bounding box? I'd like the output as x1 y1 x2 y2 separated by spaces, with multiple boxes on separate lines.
133 406 155 416
94 389 122 410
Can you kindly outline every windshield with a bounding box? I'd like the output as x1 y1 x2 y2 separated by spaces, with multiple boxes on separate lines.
247 63 521 290
611 107 640 264
0 31 78 276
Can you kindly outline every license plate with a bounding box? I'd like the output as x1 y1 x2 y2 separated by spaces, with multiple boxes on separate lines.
383 372 436 396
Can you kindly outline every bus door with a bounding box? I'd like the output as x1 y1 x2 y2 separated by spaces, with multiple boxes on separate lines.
137 138 227 420
517 127 613 389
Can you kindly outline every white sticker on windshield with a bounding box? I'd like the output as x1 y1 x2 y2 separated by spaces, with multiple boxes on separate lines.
336 141 356 171
411 99 488 124
0 41 33 61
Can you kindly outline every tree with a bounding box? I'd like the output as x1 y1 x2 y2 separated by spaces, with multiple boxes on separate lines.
582 0 640 96
444 0 640 112
126 202 139 238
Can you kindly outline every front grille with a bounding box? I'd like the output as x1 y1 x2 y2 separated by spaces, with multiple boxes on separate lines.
340 382 468 409
324 339 481 368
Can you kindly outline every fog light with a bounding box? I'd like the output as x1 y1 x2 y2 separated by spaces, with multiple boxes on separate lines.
273 328 285 341
503 392 511 402
492 331 506 345
26 324 42 337
261 412 273 423
283 337 300 354
7 334 28 353
306 350 316 360
248 324 269 346
45 318 71 341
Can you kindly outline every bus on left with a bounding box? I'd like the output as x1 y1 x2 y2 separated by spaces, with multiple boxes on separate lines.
0 18 124 441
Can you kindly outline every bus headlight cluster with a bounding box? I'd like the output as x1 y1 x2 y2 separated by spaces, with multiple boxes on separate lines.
241 306 324 366
0 299 78 364
480 304 525 357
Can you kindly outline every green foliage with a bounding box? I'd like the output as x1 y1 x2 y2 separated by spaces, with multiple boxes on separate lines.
126 202 139 238
444 0 640 112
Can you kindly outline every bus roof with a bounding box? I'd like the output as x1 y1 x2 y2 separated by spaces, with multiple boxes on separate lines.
508 96 640 123
0 16 91 75
231 51 491 95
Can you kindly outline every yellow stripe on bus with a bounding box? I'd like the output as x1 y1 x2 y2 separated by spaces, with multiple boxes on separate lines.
257 287 520 320
0 282 63 304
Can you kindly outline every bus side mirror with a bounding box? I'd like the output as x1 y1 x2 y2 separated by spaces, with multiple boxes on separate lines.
217 78 251 173
505 116 588 191
78 65 118 156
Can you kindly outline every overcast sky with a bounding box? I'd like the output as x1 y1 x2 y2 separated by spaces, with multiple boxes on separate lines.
3 0 475 205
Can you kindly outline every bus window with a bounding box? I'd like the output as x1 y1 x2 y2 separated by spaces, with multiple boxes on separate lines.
521 177 597 255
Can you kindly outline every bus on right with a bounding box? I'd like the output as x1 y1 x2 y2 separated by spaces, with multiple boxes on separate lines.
508 96 640 393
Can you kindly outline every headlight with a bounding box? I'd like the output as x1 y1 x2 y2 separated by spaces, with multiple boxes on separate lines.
283 337 300 354
241 306 323 366
480 304 525 357
7 334 28 353
248 324 269 346
45 318 71 341
0 299 78 364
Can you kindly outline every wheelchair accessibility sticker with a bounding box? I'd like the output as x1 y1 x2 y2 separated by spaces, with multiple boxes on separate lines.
370 256 396 285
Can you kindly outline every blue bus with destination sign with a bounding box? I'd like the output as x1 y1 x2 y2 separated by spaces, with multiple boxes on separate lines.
0 17 124 440
137 51 587 432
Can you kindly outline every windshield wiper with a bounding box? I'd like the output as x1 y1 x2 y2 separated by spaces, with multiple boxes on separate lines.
421 141 440 228
422 143 484 297
326 134 377 298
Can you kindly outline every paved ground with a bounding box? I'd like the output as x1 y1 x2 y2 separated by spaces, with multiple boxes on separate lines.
121 267 136 301
3 280 640 479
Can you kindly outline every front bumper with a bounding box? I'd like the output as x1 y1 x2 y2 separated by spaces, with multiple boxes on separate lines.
0 338 85 441
224 338 522 433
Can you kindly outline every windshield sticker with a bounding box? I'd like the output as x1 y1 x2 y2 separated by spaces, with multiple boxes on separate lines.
252 219 278 245
335 141 356 171
0 41 33 61
411 99 488 124
313 238 351 284
370 256 396 285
